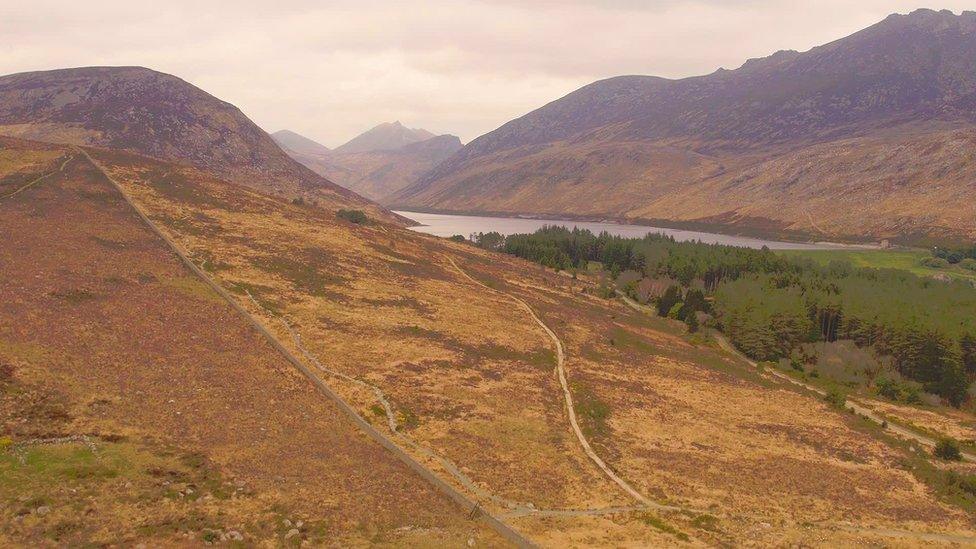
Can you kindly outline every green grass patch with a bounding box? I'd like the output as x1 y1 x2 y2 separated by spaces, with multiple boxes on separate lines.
608 326 662 355
570 381 610 438
778 248 976 282
639 513 690 541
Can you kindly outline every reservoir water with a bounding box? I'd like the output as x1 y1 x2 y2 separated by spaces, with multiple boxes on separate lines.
395 211 856 251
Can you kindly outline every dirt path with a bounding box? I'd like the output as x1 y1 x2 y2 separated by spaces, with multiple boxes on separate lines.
616 292 976 463
0 154 74 201
447 257 654 507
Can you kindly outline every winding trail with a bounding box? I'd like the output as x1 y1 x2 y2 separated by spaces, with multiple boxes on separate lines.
0 154 74 201
245 291 687 519
446 256 654 507
616 292 976 463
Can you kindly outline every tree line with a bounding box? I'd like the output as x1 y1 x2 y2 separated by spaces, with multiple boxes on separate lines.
470 226 976 407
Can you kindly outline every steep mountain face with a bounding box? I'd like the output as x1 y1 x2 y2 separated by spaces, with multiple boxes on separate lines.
271 129 331 156
394 9 976 242
280 129 462 202
0 66 377 213
335 121 436 153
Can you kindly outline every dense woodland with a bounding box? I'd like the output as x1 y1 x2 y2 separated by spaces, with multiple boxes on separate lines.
471 227 976 407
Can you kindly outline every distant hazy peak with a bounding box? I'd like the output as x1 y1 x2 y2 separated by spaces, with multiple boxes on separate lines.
272 129 331 157
335 121 440 153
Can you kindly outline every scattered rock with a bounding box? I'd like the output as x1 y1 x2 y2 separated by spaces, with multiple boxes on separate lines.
226 530 244 541
284 528 300 540
35 506 50 516
467 537 476 547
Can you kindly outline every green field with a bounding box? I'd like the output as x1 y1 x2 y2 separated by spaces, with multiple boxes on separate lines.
778 248 976 283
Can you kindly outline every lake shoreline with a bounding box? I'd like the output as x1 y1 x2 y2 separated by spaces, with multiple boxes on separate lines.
394 210 881 251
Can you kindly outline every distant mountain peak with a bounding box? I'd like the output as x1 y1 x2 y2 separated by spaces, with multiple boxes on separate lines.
272 129 331 157
335 121 438 153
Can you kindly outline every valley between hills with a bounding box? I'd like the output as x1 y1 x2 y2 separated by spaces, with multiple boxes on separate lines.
3 127 976 545
2 7 976 548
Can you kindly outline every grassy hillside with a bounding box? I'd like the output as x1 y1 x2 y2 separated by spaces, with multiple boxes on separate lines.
0 137 497 547
4 135 976 545
88 142 976 545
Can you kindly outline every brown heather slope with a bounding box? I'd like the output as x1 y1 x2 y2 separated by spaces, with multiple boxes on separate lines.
64 140 976 545
0 67 398 221
0 137 501 547
394 9 976 243
276 129 462 202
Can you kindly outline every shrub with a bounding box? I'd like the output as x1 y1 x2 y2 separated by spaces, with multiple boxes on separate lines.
448 234 466 243
823 388 847 409
875 377 923 404
336 209 368 224
960 258 976 272
934 438 962 461
945 470 976 496
291 196 305 206
656 286 682 317
919 256 949 269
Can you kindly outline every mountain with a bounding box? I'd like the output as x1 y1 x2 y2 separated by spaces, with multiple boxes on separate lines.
279 128 462 202
334 121 437 153
394 9 976 243
0 66 380 214
271 129 331 156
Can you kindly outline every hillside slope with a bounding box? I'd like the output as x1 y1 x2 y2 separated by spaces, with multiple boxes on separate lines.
394 9 976 243
0 67 383 215
0 136 498 546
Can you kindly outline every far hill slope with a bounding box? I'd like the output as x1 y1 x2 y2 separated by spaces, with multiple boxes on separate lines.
280 128 462 202
335 121 436 153
394 9 976 243
271 129 331 156
0 66 388 217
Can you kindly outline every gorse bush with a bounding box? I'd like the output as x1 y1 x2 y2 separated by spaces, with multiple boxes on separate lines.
934 438 963 461
336 209 368 224
920 256 949 269
875 377 922 404
823 388 847 409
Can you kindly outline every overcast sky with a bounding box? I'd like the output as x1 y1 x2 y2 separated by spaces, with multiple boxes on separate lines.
2 2 972 146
